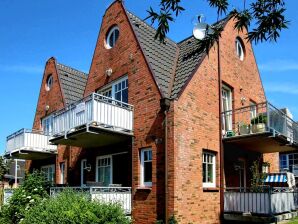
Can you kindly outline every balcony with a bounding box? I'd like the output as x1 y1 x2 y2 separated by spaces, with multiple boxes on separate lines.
224 187 298 222
50 186 132 215
50 93 134 148
222 102 298 153
5 129 57 160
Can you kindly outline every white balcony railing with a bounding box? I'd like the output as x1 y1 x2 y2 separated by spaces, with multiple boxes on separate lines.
52 93 134 137
5 129 57 155
50 187 132 214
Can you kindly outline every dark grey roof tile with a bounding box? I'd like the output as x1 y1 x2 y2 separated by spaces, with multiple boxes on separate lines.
56 63 88 105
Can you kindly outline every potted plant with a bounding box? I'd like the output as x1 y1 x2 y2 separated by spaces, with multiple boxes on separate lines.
239 122 250 135
251 114 267 133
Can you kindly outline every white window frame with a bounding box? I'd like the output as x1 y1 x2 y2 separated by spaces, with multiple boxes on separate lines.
140 148 152 187
250 101 257 119
41 164 55 183
60 162 65 184
81 159 87 187
41 115 53 135
98 76 128 103
222 85 233 132
96 155 113 186
202 152 216 188
105 26 119 49
46 75 53 91
236 38 244 61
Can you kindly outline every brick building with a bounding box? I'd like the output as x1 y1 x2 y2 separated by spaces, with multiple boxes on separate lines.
4 1 298 223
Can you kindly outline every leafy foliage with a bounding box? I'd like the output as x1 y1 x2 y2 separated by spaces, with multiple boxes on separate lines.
0 156 10 181
250 159 268 192
146 0 184 42
251 113 268 124
22 190 131 224
156 215 178 224
0 171 51 224
147 0 289 45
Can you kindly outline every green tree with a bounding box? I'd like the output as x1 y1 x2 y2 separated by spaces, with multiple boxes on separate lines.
22 190 131 224
0 171 50 224
0 156 10 182
147 0 289 45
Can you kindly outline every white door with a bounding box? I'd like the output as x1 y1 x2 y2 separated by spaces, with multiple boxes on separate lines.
222 87 232 133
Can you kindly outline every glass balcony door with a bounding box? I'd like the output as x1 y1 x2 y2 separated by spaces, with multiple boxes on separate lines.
222 86 233 133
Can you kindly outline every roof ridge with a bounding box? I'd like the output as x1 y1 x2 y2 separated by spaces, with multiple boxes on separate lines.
126 10 178 46
56 62 88 76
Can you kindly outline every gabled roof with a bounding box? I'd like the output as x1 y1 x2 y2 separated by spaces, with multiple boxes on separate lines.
126 7 229 99
171 18 229 98
56 63 88 105
127 11 178 97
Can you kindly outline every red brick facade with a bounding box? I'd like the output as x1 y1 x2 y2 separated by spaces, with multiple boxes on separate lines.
26 1 281 224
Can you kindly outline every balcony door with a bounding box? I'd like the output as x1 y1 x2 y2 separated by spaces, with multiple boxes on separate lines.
222 86 233 133
81 159 87 186
238 159 246 191
42 115 53 135
96 156 113 186
99 76 128 104
41 164 55 183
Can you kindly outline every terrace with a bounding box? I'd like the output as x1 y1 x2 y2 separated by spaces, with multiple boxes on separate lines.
5 129 57 160
222 102 298 153
50 93 134 148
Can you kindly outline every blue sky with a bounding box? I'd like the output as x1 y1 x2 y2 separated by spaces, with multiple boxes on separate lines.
0 0 297 153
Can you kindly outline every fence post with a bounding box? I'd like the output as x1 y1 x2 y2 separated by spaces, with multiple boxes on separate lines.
268 187 272 216
266 102 270 131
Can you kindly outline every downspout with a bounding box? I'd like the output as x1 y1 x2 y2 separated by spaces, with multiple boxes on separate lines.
160 98 171 224
217 39 225 221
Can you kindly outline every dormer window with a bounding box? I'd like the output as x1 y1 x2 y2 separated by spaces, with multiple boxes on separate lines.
46 75 53 91
235 37 245 61
105 26 119 49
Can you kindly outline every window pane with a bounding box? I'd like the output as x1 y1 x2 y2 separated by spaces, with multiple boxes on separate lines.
208 164 213 182
104 167 111 186
203 164 206 183
144 162 152 183
115 92 121 101
109 32 114 47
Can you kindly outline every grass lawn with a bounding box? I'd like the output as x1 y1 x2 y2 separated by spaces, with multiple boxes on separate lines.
287 217 298 224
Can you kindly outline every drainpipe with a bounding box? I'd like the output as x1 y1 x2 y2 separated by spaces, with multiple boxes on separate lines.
160 98 171 224
216 39 225 221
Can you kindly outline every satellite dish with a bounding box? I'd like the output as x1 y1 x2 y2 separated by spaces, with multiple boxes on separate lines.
193 23 208 40
192 14 208 40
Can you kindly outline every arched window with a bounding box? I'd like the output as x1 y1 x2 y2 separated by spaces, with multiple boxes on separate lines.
105 26 120 49
235 37 245 61
46 75 53 91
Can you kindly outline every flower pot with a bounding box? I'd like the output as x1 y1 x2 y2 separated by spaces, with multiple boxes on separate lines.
239 125 250 135
252 123 266 133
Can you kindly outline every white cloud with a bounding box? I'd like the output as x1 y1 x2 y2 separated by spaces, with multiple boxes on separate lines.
0 64 43 74
259 60 298 72
265 82 298 95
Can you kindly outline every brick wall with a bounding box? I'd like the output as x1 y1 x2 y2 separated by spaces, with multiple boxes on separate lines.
168 19 266 224
84 2 165 223
263 153 280 172
30 57 84 185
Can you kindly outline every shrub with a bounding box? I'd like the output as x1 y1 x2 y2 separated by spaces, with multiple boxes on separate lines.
22 190 131 224
0 170 50 224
